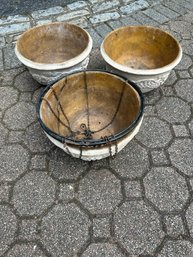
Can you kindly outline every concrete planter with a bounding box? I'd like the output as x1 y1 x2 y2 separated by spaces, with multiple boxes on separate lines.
37 71 144 161
101 26 182 93
15 22 92 85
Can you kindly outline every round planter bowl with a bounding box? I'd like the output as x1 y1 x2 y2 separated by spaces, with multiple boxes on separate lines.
15 22 93 85
37 71 144 161
101 26 182 93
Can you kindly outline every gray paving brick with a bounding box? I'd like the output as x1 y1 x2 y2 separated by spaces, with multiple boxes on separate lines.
151 149 170 165
143 8 169 23
32 6 64 19
36 19 53 26
0 23 30 36
168 139 193 177
165 215 185 237
30 155 47 170
93 217 110 238
0 206 17 255
92 0 120 13
177 70 191 79
14 71 40 92
175 79 193 102
0 36 5 47
19 92 32 101
144 167 189 212
158 240 193 257
136 117 172 148
189 120 193 137
5 244 47 257
144 88 162 105
0 183 11 202
95 24 112 38
59 183 75 201
3 102 36 130
164 70 178 86
161 86 175 96
49 148 88 181
0 144 30 182
0 49 3 71
19 220 38 240
13 171 56 216
56 9 90 22
114 201 164 255
154 4 179 19
0 15 29 26
156 97 191 124
82 243 125 257
87 28 103 48
8 130 24 143
0 86 18 111
173 125 190 137
110 140 149 179
0 124 8 148
78 169 122 214
186 202 193 238
124 180 142 198
107 19 123 29
67 1 88 10
132 12 159 26
24 123 53 153
119 16 140 26
88 48 105 69
90 12 120 24
163 0 187 15
120 0 149 15
3 44 23 70
41 204 90 257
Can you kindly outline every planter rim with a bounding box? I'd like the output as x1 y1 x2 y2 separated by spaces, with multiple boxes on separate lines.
15 22 93 71
37 70 144 147
100 25 182 76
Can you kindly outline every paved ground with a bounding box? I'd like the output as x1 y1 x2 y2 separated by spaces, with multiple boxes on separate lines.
0 0 193 256
0 0 76 18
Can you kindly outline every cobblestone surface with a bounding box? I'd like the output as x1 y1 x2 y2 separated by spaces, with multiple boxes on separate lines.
0 0 193 256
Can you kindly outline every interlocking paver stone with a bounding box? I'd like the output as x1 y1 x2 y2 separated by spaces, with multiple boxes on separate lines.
5 244 47 257
164 70 177 86
186 202 193 238
0 184 10 202
120 0 149 15
24 123 53 153
41 203 90 257
82 243 126 257
93 217 110 238
177 70 191 79
136 117 172 148
156 97 191 124
30 155 47 170
3 102 36 130
165 215 185 237
0 86 18 110
175 54 192 70
59 183 75 201
13 171 56 216
19 220 38 241
189 119 193 136
175 79 193 102
158 240 193 257
49 148 88 181
143 8 169 23
14 71 40 92
173 125 189 137
144 88 162 104
0 144 29 182
144 167 189 212
114 201 164 255
124 180 142 198
0 206 17 255
0 124 8 148
168 139 193 177
151 149 170 165
3 44 22 69
110 140 149 178
8 130 24 143
78 169 122 214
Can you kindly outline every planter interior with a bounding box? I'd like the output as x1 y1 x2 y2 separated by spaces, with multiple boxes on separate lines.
38 71 143 148
16 22 90 65
102 26 181 73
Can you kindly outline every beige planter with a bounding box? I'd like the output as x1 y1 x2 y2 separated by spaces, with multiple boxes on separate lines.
15 22 92 85
101 26 182 92
37 71 144 161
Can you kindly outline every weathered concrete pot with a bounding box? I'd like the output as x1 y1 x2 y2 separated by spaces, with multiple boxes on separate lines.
37 71 144 161
101 26 182 93
15 22 92 85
